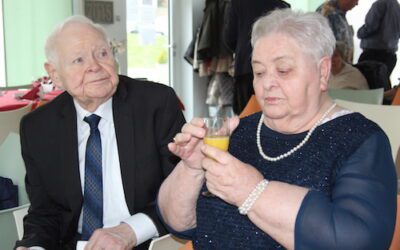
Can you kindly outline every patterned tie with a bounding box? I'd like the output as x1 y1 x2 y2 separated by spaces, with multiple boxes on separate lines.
81 114 103 240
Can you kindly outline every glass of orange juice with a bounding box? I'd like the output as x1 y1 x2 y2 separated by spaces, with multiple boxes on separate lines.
202 117 230 197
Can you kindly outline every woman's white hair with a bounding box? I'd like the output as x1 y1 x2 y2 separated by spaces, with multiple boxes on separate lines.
45 15 109 65
251 9 336 63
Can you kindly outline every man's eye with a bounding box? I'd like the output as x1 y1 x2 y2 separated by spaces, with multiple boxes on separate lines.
97 49 110 59
73 57 83 64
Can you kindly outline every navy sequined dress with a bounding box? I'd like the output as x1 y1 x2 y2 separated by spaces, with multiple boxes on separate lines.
169 112 397 249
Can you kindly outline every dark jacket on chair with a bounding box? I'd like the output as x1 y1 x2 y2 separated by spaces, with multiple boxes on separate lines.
0 176 18 209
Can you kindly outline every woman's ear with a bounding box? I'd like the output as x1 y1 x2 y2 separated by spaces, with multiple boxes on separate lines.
44 62 62 89
319 56 331 91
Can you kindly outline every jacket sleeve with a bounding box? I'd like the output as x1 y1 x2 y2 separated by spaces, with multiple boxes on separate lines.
141 86 186 236
15 116 61 249
295 131 397 249
357 1 385 38
223 0 238 52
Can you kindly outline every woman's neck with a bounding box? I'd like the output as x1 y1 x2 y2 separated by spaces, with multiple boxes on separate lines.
264 101 336 134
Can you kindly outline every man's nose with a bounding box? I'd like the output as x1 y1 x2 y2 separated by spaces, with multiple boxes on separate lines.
87 56 101 72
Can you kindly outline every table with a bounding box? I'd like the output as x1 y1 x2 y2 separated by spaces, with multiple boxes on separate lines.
0 89 63 112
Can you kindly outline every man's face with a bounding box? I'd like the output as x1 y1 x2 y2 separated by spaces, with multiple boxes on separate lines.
46 22 119 110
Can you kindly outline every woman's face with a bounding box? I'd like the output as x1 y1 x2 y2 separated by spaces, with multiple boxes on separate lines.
252 33 330 124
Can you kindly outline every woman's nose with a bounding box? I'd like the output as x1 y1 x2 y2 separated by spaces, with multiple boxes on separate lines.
262 75 277 90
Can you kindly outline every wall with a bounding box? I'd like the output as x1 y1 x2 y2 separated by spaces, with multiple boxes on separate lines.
3 0 72 86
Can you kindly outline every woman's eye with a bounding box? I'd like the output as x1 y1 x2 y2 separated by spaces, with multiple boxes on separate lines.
277 68 290 75
254 70 264 77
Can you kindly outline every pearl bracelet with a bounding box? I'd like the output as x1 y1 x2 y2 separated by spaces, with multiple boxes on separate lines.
238 179 269 215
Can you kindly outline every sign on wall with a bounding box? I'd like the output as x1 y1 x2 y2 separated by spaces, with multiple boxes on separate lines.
84 1 114 24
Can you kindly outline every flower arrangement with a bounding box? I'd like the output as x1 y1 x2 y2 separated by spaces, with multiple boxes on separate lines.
32 76 51 87
110 39 125 56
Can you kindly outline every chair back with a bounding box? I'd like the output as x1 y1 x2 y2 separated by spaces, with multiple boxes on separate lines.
239 95 261 118
328 88 384 104
148 234 187 250
0 133 29 205
0 103 32 145
0 204 29 250
12 204 29 240
335 99 400 164
392 88 400 105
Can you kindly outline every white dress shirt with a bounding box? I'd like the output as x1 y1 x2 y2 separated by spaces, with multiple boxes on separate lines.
74 98 158 245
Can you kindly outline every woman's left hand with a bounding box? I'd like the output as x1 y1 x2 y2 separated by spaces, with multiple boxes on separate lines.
201 145 264 207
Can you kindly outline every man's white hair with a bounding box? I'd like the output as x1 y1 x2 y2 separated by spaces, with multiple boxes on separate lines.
44 15 109 65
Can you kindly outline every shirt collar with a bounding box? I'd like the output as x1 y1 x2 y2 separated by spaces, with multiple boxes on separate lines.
74 98 113 123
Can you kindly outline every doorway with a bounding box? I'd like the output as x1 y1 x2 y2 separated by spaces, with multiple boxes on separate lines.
126 0 170 85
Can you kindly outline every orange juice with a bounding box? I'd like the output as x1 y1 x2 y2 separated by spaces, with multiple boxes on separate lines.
204 136 230 151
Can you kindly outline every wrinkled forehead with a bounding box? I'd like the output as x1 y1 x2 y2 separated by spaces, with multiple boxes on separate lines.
58 22 108 44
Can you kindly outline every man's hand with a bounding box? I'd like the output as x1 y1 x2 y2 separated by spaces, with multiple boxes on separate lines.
85 223 137 250
16 247 29 250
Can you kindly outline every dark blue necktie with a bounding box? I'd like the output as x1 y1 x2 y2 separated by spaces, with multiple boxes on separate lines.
82 114 103 240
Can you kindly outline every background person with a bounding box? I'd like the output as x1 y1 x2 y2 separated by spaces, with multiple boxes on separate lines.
316 0 359 63
158 9 397 249
15 15 185 250
357 0 400 83
223 0 290 115
329 42 369 89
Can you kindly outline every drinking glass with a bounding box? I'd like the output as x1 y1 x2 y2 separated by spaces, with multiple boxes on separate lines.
202 116 230 197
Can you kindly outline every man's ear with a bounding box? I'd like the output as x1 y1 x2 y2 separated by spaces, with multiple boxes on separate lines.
319 56 331 91
44 62 63 89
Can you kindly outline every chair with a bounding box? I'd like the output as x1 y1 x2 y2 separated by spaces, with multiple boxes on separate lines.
389 195 400 250
328 88 384 104
0 203 30 249
239 95 261 118
0 133 29 206
353 60 391 91
148 234 187 250
335 99 400 164
13 204 29 240
0 103 32 145
0 133 30 249
392 88 400 105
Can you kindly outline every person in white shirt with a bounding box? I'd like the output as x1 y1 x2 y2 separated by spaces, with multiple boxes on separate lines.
329 42 369 90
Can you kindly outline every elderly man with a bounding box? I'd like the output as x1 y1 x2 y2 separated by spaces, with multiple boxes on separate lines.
15 15 185 250
317 0 359 63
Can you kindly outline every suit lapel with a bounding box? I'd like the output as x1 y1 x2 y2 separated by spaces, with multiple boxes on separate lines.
58 97 83 212
113 80 137 213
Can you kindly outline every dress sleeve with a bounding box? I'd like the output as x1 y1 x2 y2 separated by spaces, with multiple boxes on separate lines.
295 131 397 249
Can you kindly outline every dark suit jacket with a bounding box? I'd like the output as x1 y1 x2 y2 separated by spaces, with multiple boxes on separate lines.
224 0 290 77
15 75 186 250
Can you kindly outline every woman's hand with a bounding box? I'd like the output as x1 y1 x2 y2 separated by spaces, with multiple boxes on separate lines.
201 145 264 207
168 117 207 171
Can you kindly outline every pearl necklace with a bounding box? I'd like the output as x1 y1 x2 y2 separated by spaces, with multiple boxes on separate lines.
256 103 337 162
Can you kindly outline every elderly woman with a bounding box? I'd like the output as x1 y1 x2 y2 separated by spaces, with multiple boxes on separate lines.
158 9 397 249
